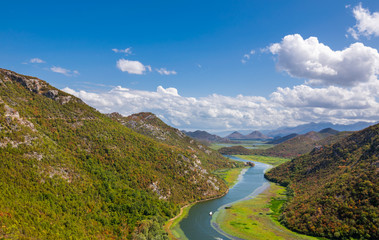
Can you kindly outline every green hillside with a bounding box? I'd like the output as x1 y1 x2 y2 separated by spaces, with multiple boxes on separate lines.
253 131 352 158
0 69 231 239
265 124 379 239
107 112 237 171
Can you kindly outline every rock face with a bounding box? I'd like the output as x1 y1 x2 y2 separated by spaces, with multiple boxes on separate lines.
0 68 76 105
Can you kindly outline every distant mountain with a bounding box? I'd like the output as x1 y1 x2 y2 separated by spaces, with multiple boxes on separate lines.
226 130 271 140
0 69 232 239
265 123 379 239
319 127 339 134
245 131 272 140
226 131 246 139
267 121 376 137
253 130 351 158
218 145 253 155
183 130 232 143
266 133 298 144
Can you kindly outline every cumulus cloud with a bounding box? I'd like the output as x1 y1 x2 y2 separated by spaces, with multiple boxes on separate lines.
116 59 148 74
30 58 45 63
112 48 132 55
62 81 379 131
50 66 79 76
269 34 379 86
156 68 177 75
348 3 379 39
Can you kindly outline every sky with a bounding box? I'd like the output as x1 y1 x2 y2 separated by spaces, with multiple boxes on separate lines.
1 0 379 132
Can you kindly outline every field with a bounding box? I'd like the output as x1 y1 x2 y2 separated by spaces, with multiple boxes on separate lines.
214 183 321 240
213 166 248 188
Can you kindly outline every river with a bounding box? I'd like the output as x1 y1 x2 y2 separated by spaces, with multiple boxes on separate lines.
177 156 271 240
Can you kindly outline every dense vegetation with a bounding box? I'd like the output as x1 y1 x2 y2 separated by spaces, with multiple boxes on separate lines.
265 124 379 239
252 130 352 158
218 145 254 155
0 69 233 239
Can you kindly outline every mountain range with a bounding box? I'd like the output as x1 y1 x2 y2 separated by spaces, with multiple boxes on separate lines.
182 130 232 143
225 131 272 140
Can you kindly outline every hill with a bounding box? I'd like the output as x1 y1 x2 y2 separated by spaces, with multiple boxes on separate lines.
182 130 232 143
245 131 271 140
0 69 233 239
252 129 351 158
265 123 379 239
108 112 237 170
267 121 376 137
266 133 298 144
226 131 246 139
226 130 271 140
218 145 253 155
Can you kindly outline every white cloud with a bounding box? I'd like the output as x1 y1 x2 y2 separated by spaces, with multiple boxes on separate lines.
269 34 379 86
241 49 256 64
156 68 177 75
116 59 147 74
112 48 132 55
30 58 45 63
62 80 379 131
348 3 379 39
51 66 79 76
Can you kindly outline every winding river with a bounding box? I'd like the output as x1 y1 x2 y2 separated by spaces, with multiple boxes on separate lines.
177 156 271 240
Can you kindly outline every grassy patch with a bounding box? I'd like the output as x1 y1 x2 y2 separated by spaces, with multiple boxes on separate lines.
234 155 290 167
213 167 247 188
165 204 192 240
214 183 320 240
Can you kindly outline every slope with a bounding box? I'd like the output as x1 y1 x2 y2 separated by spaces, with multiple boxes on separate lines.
183 130 232 143
0 69 230 239
265 124 379 239
253 130 351 158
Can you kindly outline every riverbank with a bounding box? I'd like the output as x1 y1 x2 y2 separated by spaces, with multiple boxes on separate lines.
214 182 319 240
165 165 247 239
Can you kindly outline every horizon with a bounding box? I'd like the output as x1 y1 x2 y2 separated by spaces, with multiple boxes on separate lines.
1 0 379 131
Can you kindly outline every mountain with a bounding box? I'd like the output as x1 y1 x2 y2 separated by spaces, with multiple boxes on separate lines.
265 123 379 239
226 131 246 139
252 129 351 158
266 133 298 144
225 130 271 140
318 127 339 135
0 69 232 239
267 121 376 137
245 131 272 140
108 112 237 170
182 130 232 143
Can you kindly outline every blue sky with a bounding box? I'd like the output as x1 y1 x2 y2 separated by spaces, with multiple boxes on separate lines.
1 0 379 131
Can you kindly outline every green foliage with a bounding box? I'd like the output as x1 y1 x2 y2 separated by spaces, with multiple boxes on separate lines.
252 131 352 158
0 69 230 239
265 124 379 239
218 145 253 155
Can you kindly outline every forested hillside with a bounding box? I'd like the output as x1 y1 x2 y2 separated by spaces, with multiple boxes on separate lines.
265 124 379 239
107 112 237 171
0 69 232 239
253 130 351 158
